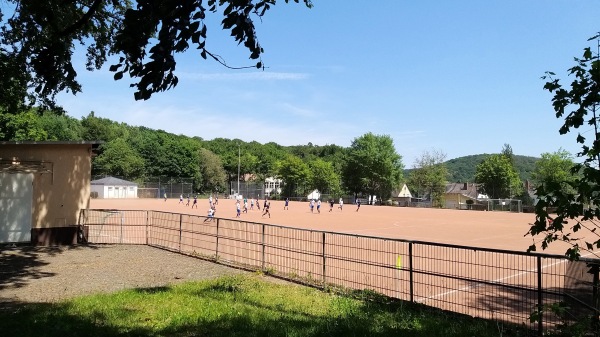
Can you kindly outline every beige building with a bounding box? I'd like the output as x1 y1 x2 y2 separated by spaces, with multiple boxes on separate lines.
0 141 99 245
444 182 487 209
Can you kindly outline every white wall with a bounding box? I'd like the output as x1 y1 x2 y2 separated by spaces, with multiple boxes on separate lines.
0 173 33 243
91 185 137 198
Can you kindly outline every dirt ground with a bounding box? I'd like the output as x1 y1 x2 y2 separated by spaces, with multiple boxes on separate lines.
0 244 248 308
89 197 582 255
2 197 595 308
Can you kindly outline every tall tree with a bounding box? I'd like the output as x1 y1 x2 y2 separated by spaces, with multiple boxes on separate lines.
528 35 600 260
276 154 310 197
198 148 227 193
342 133 404 201
531 149 577 195
501 143 515 167
0 0 313 108
308 158 341 196
474 154 522 199
407 149 448 207
93 138 145 178
0 108 47 140
38 111 83 141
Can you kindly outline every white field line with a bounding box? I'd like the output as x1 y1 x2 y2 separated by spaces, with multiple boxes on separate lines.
416 249 600 304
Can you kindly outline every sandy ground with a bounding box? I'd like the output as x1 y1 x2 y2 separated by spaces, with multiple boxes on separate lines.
89 197 591 256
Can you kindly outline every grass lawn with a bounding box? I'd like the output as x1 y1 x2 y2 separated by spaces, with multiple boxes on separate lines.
0 274 537 337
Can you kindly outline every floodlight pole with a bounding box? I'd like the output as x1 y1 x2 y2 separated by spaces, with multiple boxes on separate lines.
237 144 241 197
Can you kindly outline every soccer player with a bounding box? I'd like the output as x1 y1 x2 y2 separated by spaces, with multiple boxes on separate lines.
192 195 198 208
236 200 241 218
356 199 361 212
179 194 184 204
338 197 343 211
250 198 255 210
284 197 289 210
262 201 271 218
204 207 214 222
317 199 321 214
329 198 334 212
309 199 314 213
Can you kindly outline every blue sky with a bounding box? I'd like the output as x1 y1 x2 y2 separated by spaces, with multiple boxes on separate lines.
56 1 600 167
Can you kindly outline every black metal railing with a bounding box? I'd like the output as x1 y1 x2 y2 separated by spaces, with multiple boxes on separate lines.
79 209 600 335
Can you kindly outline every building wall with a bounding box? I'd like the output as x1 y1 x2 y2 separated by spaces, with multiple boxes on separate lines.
0 144 92 242
444 193 477 210
103 185 137 198
90 184 105 198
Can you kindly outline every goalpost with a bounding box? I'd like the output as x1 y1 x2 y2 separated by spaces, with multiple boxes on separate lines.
486 199 522 213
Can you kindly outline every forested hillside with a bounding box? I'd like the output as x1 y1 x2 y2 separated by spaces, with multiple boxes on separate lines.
445 154 539 182
2 109 540 195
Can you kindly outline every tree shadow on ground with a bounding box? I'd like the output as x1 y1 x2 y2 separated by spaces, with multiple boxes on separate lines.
0 245 100 308
471 281 597 334
0 281 535 337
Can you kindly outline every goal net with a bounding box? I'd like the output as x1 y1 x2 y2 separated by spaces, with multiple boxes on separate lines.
486 199 522 213
137 188 160 198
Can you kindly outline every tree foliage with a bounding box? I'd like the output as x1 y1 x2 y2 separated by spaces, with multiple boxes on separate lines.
531 149 577 194
94 138 145 177
0 0 313 109
440 154 538 183
308 158 341 196
474 154 522 199
343 133 404 201
407 149 448 206
0 108 47 140
198 148 227 193
276 154 310 197
528 35 600 260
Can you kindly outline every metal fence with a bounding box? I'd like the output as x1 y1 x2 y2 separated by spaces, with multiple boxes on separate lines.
78 209 600 335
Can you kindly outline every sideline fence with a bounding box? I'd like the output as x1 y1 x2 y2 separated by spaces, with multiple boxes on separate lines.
79 209 600 335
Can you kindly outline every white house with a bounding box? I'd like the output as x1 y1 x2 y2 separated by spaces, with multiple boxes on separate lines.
91 176 138 198
397 184 412 198
307 189 320 200
264 177 282 197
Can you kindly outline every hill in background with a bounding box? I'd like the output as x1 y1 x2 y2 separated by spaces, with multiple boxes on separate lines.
405 154 539 183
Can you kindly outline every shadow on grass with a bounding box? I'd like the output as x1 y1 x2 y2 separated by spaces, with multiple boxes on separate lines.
0 276 536 337
0 300 530 337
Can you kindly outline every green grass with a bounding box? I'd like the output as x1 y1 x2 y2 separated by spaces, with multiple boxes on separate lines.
0 274 532 337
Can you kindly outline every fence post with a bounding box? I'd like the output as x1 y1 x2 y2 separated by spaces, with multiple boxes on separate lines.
261 224 265 271
146 211 149 245
591 263 599 332
537 256 543 336
409 242 414 303
322 232 326 287
120 211 124 244
179 214 183 252
215 218 220 260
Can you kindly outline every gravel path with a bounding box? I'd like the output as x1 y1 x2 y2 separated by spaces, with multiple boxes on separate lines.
0 244 246 308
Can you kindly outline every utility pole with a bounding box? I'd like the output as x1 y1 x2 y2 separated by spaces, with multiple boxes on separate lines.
237 144 241 197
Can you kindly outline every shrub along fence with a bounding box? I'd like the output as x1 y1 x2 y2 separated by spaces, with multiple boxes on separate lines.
78 209 600 335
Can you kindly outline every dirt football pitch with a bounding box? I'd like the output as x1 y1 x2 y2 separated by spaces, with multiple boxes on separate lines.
89 197 579 256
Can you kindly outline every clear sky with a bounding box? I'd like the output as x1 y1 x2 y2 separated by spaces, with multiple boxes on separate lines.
56 1 600 167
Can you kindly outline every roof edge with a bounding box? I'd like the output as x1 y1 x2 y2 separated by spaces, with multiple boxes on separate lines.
1 141 103 145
